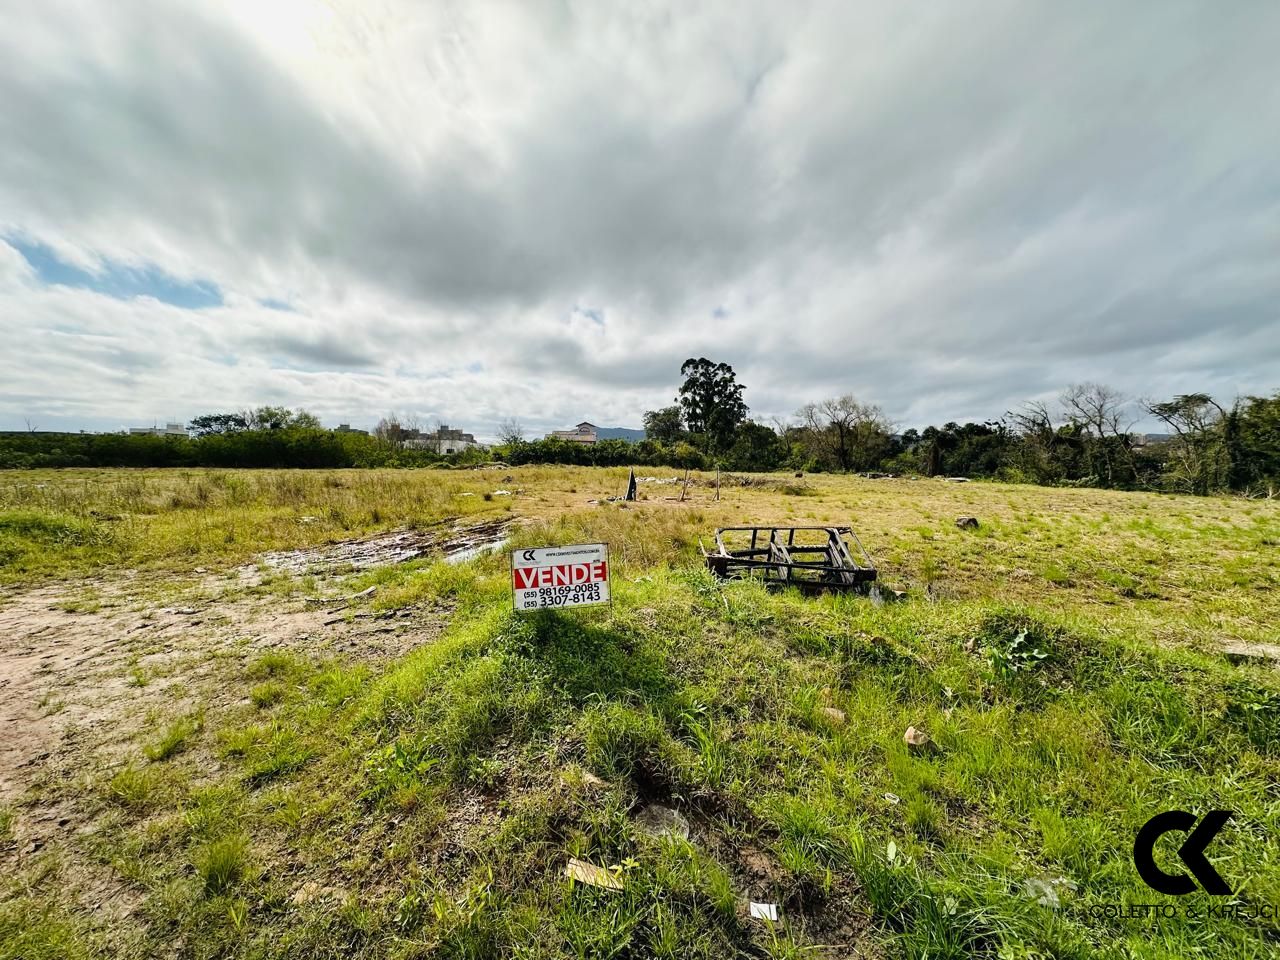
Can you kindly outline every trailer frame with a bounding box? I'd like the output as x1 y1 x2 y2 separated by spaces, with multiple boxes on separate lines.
701 525 877 594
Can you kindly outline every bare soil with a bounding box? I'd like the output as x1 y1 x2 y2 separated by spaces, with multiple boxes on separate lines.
0 518 512 864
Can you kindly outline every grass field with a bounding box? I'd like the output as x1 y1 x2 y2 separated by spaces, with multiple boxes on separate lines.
1 466 1277 959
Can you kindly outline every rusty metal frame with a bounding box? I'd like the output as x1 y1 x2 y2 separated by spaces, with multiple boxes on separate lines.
700 525 877 594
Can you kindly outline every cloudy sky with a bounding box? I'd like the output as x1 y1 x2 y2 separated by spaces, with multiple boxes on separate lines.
2 1 1278 439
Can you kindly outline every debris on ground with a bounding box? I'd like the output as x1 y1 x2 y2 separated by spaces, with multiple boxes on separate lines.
634 804 690 840
749 902 780 922
701 526 877 595
904 726 932 751
955 516 980 529
819 706 847 725
1020 876 1076 909
256 518 514 575
883 792 901 805
291 881 349 906
565 858 623 890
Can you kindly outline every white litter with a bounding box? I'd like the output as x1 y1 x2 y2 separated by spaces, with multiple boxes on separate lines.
749 902 779 922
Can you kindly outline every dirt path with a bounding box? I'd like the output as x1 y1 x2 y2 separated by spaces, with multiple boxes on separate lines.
0 518 513 860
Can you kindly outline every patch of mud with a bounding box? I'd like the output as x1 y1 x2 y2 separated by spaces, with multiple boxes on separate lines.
0 584 444 808
0 516 516 813
256 517 515 576
0 526 481 897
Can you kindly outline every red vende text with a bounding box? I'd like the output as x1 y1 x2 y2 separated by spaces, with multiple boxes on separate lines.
513 561 608 590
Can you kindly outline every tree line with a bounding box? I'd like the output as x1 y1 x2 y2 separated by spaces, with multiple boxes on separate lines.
0 406 462 470
492 359 1280 495
5 374 1278 496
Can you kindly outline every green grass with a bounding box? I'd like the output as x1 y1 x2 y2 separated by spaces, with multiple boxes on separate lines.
195 834 250 895
143 714 202 762
104 764 177 813
249 681 288 709
2 467 1278 958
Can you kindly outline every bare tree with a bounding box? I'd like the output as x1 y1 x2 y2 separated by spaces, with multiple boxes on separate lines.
24 417 38 434
424 418 446 453
1061 383 1138 486
1006 401 1062 483
496 417 524 446
374 411 405 448
797 395 892 471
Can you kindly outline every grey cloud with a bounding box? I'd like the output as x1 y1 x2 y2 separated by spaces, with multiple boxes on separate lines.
246 330 382 371
1 1 1278 431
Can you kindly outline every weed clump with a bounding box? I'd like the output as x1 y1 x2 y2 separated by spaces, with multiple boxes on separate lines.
196 835 249 895
249 682 287 709
144 714 202 761
106 765 171 812
582 702 693 802
972 611 1075 705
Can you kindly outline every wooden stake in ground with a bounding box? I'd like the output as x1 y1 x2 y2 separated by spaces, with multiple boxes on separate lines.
679 468 690 502
715 467 721 502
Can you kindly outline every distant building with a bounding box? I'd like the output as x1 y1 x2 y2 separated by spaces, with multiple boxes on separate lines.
406 424 482 454
129 422 188 437
334 423 367 434
548 421 598 444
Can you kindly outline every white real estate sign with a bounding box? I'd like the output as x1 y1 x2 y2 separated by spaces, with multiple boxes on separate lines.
511 543 610 612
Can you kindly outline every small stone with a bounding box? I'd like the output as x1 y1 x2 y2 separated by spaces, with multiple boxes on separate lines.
955 516 979 530
1221 641 1280 664
904 726 932 751
819 706 846 725
964 638 977 654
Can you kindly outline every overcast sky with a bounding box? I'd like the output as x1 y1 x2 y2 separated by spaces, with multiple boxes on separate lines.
2 1 1278 439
